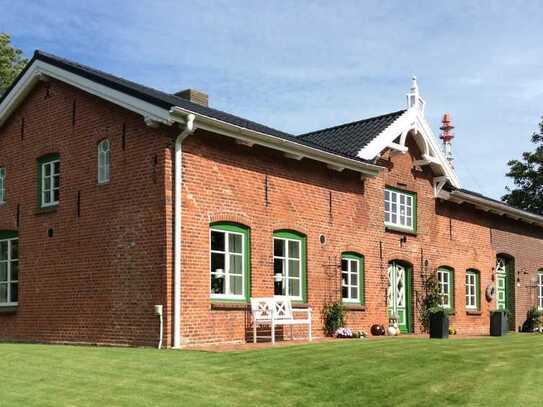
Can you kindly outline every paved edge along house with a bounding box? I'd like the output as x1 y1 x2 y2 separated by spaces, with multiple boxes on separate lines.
1 51 543 347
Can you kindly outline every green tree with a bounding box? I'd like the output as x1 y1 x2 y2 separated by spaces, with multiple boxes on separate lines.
0 33 28 96
502 117 543 215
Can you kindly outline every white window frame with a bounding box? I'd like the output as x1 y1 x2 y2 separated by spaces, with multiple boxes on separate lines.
341 257 360 303
273 237 303 301
97 139 111 184
538 272 543 311
0 237 18 306
384 188 415 232
41 159 60 207
210 228 245 300
0 167 5 203
437 269 452 309
465 271 478 309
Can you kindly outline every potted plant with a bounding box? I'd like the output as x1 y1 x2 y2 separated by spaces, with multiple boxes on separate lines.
429 307 449 339
490 310 509 336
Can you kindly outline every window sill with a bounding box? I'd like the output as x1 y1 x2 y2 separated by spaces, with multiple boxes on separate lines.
210 302 249 311
385 225 417 236
0 306 17 314
292 303 311 309
343 304 366 311
466 310 482 316
35 205 58 215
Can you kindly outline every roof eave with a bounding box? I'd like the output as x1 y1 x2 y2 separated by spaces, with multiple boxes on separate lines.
448 190 543 227
170 106 382 178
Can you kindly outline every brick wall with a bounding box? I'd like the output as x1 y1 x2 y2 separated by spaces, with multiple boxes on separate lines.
179 131 502 345
0 80 175 347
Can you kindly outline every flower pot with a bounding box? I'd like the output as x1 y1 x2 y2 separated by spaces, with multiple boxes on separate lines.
490 311 508 336
429 311 449 339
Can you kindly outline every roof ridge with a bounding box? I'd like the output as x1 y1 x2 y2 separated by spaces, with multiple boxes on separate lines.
298 109 406 138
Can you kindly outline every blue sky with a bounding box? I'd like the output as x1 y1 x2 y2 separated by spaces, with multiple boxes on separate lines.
2 1 542 199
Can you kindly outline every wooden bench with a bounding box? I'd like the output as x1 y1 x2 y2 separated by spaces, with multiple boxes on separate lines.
250 296 312 344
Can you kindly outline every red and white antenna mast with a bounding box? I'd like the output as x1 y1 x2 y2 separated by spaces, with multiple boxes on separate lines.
440 113 455 168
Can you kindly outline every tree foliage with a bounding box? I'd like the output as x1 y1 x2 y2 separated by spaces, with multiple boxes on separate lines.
0 33 28 96
502 117 543 215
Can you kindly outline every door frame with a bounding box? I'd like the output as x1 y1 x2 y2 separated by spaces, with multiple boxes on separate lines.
388 260 413 333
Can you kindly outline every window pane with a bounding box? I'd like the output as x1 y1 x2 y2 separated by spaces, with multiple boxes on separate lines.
229 254 242 275
53 174 60 189
0 262 6 282
288 278 300 297
385 190 390 201
341 272 348 286
341 259 348 271
44 164 51 177
9 283 17 303
288 259 300 278
44 177 51 191
211 274 224 294
0 283 6 303
288 240 300 259
351 270 358 286
211 252 225 273
211 231 225 251
384 212 390 223
391 214 397 224
10 262 18 281
229 234 242 254
11 240 18 260
342 285 348 299
230 275 243 295
274 239 285 257
0 241 7 261
53 189 60 202
351 287 357 299
274 258 284 276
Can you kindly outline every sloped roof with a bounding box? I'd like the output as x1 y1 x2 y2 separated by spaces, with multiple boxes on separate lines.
298 110 406 158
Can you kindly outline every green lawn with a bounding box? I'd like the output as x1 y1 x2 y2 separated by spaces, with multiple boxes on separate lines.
2 335 543 406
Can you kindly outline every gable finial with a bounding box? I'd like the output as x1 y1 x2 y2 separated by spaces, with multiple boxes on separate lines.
406 75 425 113
440 112 455 168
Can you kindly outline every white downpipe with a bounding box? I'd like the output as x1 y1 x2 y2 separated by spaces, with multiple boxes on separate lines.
173 113 195 349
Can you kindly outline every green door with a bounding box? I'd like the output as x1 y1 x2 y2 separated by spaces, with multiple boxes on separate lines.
387 262 411 333
496 256 513 330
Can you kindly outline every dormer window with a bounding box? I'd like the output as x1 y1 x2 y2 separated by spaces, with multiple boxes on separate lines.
384 187 416 233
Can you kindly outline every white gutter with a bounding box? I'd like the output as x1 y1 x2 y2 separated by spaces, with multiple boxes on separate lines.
449 190 543 227
173 113 195 349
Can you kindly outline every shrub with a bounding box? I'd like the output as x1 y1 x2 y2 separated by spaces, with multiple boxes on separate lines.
522 307 543 332
323 301 346 336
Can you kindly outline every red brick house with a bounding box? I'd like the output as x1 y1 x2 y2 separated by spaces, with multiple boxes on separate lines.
1 51 543 347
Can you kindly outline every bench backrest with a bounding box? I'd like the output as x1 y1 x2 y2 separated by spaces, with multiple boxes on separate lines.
251 296 293 321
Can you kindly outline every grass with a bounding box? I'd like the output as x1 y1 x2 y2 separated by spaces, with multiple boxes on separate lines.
1 334 543 406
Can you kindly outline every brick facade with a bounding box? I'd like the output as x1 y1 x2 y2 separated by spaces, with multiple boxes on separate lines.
1 79 543 347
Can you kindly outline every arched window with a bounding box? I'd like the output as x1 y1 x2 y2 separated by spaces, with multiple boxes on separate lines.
210 222 250 301
538 270 543 310
97 139 111 184
465 269 480 311
341 252 364 305
273 230 307 302
437 267 454 309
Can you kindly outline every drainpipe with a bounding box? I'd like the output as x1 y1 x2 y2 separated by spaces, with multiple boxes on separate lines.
173 113 195 349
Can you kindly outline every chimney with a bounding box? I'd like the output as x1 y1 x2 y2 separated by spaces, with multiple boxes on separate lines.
175 89 209 107
440 112 455 168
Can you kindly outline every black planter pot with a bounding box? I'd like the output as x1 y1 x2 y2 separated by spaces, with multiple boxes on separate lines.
490 311 508 336
429 312 449 339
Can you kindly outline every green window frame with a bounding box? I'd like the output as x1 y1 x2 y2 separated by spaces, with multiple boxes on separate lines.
273 230 307 303
0 231 18 306
465 269 480 311
437 267 454 310
210 222 250 301
37 153 60 208
341 252 365 305
384 186 417 233
0 167 5 203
